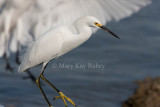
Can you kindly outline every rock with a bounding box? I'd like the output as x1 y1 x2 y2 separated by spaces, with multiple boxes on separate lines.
123 77 160 107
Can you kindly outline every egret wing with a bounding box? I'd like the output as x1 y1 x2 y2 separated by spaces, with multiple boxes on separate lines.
0 0 151 56
18 26 67 73
0 0 34 56
46 0 151 25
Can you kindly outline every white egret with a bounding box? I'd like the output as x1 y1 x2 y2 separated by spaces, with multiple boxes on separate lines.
0 0 151 105
0 0 151 69
0 0 151 84
18 16 120 107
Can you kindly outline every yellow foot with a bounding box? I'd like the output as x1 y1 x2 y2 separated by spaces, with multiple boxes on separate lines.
53 92 76 107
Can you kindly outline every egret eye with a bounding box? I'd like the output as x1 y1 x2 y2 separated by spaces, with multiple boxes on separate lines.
95 22 98 26
95 22 102 27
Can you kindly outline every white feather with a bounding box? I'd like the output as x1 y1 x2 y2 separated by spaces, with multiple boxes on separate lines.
18 16 118 73
0 0 151 57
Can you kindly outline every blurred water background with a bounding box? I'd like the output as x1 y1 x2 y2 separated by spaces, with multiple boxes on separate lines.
0 0 160 107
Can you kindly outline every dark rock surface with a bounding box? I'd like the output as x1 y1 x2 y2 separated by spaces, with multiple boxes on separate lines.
123 77 160 107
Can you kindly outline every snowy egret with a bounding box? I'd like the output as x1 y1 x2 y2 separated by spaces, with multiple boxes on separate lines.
0 0 151 83
0 0 151 70
18 16 120 107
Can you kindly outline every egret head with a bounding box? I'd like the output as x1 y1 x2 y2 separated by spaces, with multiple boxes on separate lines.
86 16 120 39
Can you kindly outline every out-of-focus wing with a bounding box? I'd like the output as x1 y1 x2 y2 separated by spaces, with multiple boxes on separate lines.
0 0 152 56
32 0 152 37
0 0 34 56
50 0 151 25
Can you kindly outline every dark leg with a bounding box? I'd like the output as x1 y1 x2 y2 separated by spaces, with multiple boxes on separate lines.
36 63 53 107
40 64 76 107
15 50 20 64
22 70 36 82
36 75 53 107
15 42 21 64
3 53 14 72
41 72 60 93
3 34 13 72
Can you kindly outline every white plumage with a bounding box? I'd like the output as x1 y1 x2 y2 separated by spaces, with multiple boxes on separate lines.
18 26 65 73
18 16 120 107
0 0 151 57
18 16 99 73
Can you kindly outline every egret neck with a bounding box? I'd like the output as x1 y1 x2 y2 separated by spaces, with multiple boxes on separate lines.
73 18 92 47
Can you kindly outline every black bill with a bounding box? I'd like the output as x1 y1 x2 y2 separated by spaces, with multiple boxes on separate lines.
99 26 120 39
